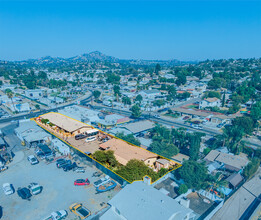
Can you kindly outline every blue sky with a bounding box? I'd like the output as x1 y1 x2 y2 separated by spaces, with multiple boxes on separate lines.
0 0 260 61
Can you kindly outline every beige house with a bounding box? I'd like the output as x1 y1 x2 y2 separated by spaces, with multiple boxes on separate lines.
99 138 158 167
40 113 92 136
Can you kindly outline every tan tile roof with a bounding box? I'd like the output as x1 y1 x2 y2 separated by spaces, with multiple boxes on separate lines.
41 112 91 133
205 97 219 103
99 138 158 165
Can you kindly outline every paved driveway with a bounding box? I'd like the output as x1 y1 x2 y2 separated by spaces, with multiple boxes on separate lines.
0 149 120 220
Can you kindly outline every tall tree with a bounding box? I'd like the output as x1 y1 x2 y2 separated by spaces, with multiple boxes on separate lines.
5 89 15 112
130 104 142 118
93 90 101 100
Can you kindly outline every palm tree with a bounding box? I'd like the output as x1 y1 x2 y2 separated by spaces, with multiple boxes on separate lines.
205 172 228 199
6 90 15 113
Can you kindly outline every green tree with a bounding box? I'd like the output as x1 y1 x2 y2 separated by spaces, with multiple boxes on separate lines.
150 142 179 159
35 104 40 110
175 160 208 189
122 96 131 105
135 94 143 103
189 133 203 161
228 103 240 114
93 90 101 100
243 158 260 179
221 91 226 107
204 91 221 99
93 151 107 163
106 73 120 84
232 116 254 135
223 125 244 154
155 64 161 74
176 74 187 86
116 159 166 182
178 184 188 195
113 85 121 97
5 89 15 112
116 133 141 146
130 104 142 118
93 150 118 167
250 101 261 124
207 77 226 89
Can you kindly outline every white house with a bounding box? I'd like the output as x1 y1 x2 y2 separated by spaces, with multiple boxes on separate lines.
100 180 195 220
25 89 44 100
139 89 161 100
199 98 221 109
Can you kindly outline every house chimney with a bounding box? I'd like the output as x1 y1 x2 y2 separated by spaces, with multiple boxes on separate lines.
143 176 151 185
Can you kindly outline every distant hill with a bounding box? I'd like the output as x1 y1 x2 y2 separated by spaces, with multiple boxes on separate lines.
3 51 197 66
69 51 118 62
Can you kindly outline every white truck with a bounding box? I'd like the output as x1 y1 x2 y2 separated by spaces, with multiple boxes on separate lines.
44 210 67 220
28 183 42 195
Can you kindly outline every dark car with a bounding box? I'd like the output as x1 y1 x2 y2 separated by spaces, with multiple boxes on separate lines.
75 133 87 140
57 160 71 168
63 162 77 172
183 116 190 120
17 187 32 200
157 108 169 113
56 159 67 168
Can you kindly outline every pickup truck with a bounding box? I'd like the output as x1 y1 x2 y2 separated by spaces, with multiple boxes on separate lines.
44 210 67 220
69 203 91 219
28 183 42 195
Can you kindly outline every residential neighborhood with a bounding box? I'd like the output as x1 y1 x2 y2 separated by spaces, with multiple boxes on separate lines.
0 54 261 220
0 1 261 219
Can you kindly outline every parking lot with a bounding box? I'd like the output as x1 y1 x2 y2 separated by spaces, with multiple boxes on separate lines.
0 149 120 220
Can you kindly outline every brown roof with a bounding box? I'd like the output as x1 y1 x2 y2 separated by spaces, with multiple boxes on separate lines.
226 173 244 187
204 150 249 170
99 138 158 165
41 112 91 133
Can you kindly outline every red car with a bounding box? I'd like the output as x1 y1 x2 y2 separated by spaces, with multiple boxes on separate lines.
74 179 90 186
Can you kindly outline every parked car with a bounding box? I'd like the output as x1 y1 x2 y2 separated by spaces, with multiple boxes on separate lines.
92 171 102 177
183 116 190 120
28 183 42 195
17 187 32 200
43 210 67 220
73 167 85 173
57 160 71 168
74 179 90 186
191 124 199 129
153 114 160 118
2 183 14 195
27 155 39 165
0 166 8 173
75 133 87 140
157 108 169 113
85 136 96 143
69 203 91 220
63 162 77 172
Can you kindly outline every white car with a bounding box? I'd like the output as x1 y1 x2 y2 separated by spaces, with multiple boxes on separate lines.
44 210 67 220
27 155 39 165
85 136 96 143
3 183 14 195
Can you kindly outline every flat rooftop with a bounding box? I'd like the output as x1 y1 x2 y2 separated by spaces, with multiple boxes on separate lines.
41 112 91 133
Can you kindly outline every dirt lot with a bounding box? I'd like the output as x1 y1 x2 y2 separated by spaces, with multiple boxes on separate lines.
0 149 120 220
